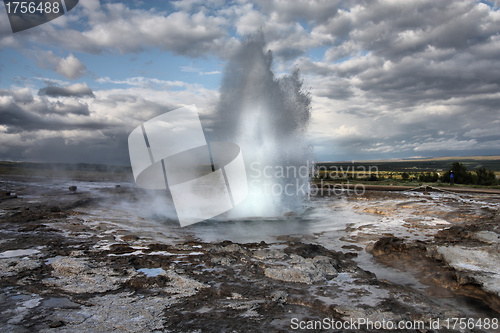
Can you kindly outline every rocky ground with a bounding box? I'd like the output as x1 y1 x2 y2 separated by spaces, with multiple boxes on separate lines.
0 175 499 332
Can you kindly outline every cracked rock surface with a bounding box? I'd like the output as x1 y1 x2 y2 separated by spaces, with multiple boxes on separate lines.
1 175 499 332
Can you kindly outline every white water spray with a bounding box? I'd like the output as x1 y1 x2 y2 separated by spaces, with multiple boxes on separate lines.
208 34 312 217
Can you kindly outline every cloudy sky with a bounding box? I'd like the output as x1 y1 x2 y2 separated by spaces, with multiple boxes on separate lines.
1 0 499 164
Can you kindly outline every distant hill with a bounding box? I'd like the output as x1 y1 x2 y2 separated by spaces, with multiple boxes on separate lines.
318 156 500 172
0 161 133 182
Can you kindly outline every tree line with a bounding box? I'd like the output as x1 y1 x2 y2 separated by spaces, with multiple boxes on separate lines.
436 162 498 186
384 162 497 186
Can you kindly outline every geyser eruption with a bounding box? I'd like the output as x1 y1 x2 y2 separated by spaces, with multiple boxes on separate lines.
208 34 311 217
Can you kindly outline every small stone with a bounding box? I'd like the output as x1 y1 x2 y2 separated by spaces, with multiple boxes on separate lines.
253 249 287 260
49 320 65 328
473 231 499 244
270 290 288 303
121 235 140 242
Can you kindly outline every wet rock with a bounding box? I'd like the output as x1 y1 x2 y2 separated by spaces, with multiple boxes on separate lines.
472 230 499 244
50 206 62 212
434 224 476 243
41 292 176 332
0 191 17 201
223 299 262 318
211 256 233 266
51 257 89 275
212 242 247 254
309 256 339 276
288 254 306 264
18 223 55 232
146 243 170 252
342 244 363 251
432 245 500 296
120 234 139 242
371 232 500 314
68 186 77 192
363 207 392 215
2 176 499 331
162 270 209 296
2 294 43 326
284 242 332 259
252 248 287 260
264 255 338 284
69 250 85 257
108 243 135 255
48 320 65 328
367 236 406 256
230 292 243 299
265 266 319 284
46 257 135 293
0 257 41 277
42 297 80 309
270 290 288 303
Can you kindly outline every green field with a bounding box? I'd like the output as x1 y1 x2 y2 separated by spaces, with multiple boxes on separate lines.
314 156 500 188
316 155 500 173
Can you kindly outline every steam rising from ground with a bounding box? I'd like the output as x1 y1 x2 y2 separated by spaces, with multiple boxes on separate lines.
208 34 311 217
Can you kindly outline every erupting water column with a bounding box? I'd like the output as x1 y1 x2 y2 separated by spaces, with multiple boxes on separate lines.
208 34 312 218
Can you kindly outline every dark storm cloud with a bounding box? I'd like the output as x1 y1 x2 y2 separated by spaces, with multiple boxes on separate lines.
0 88 34 104
0 88 106 133
254 0 344 24
309 1 500 103
274 47 306 62
297 0 500 159
318 1 497 60
0 84 186 164
0 135 130 165
38 83 95 98
50 101 91 116
0 101 104 133
0 99 44 131
313 80 354 100
356 54 500 106
2 0 499 162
